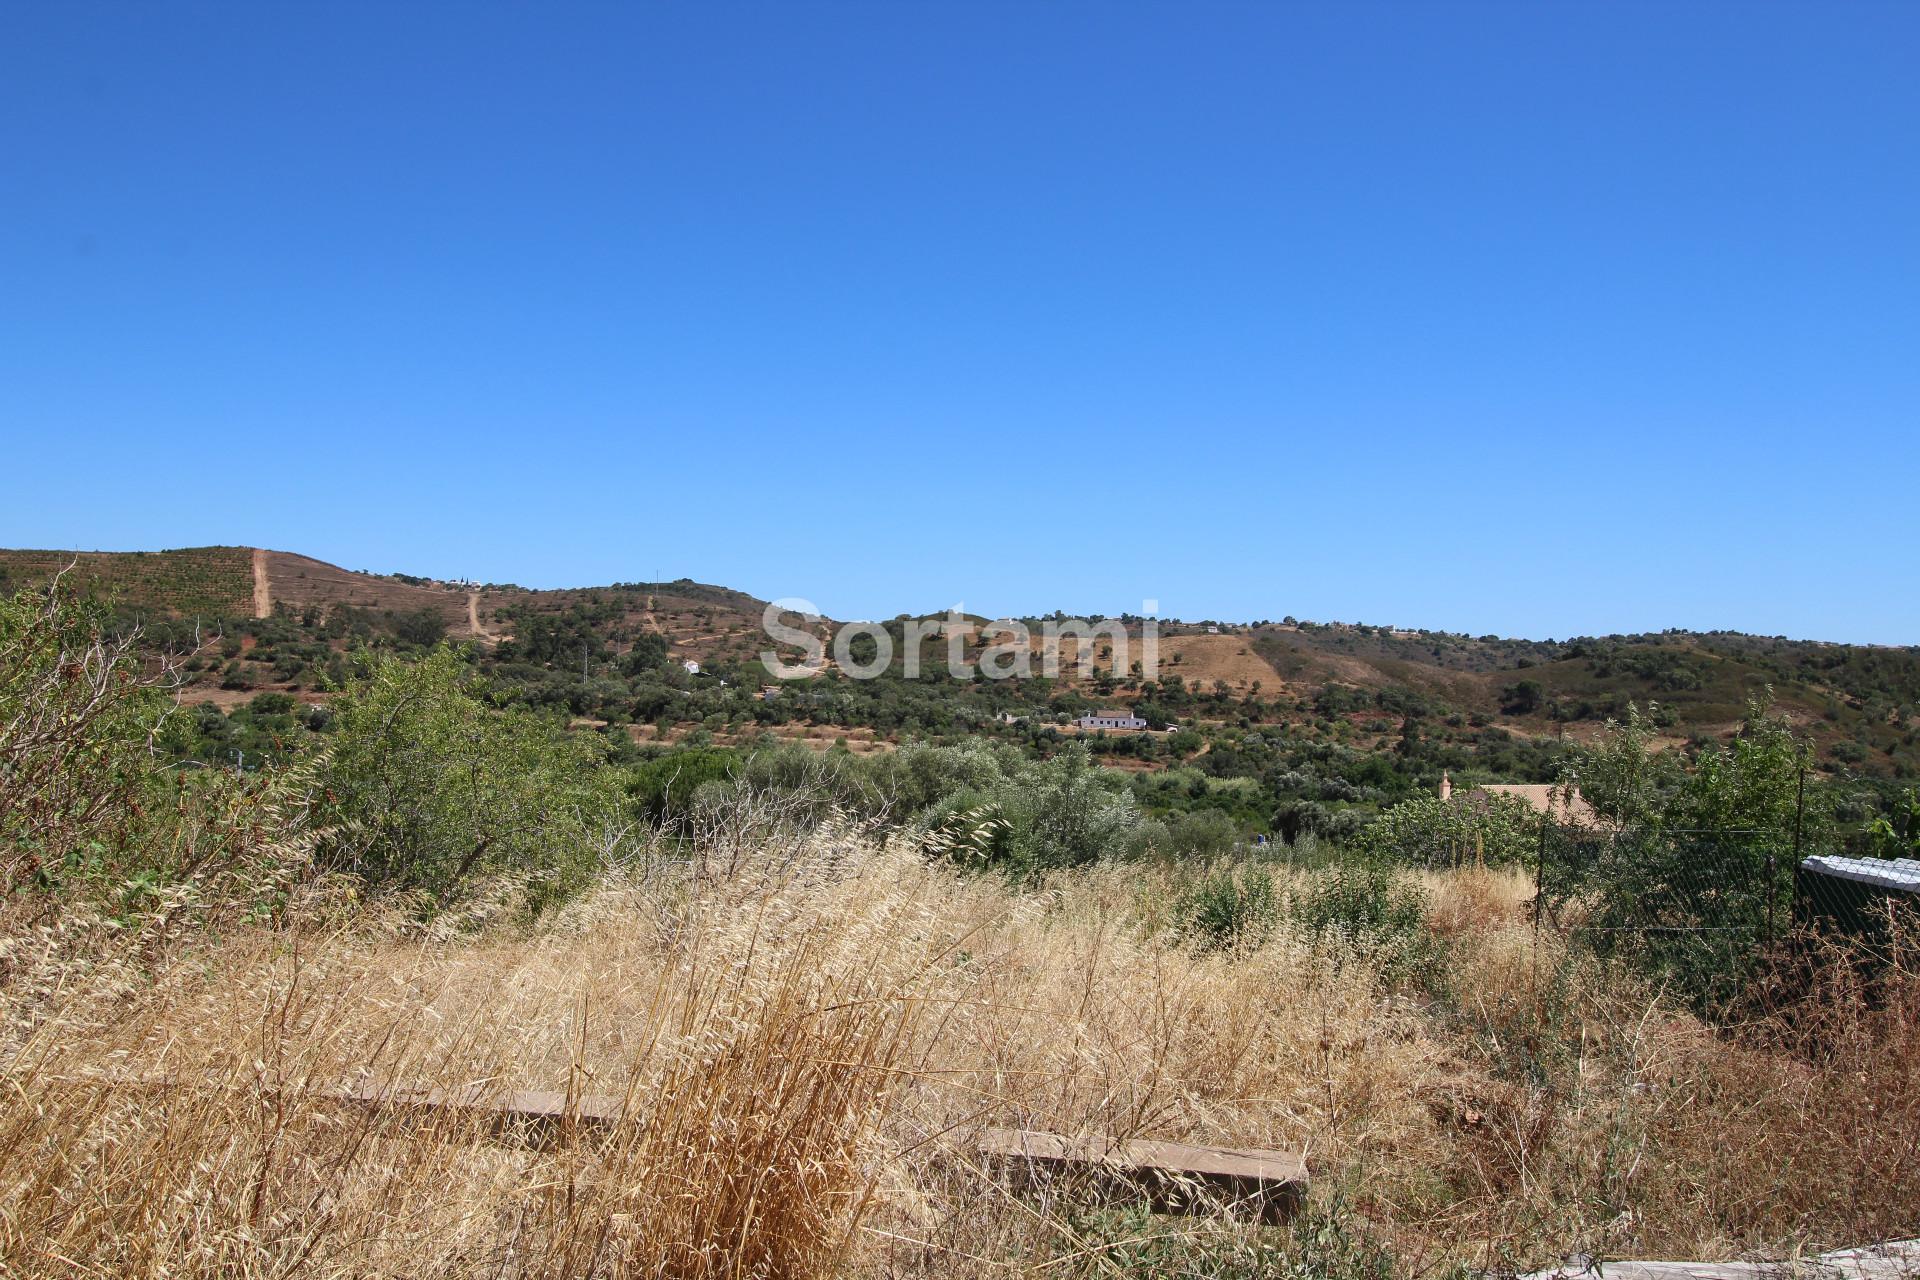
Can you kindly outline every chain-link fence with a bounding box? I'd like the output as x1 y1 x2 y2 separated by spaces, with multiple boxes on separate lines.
1534 822 1794 1011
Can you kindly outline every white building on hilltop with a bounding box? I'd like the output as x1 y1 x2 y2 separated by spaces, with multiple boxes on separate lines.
1077 710 1148 731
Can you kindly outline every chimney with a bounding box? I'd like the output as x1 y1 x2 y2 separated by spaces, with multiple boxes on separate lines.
1439 771 1452 802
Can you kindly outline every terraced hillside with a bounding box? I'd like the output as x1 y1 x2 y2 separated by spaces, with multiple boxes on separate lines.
0 546 255 618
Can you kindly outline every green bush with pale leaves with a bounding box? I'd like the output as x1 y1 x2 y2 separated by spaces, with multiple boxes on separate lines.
316 648 632 910
1356 791 1542 868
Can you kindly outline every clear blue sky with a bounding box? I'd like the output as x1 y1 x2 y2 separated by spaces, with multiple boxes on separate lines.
3 4 1916 642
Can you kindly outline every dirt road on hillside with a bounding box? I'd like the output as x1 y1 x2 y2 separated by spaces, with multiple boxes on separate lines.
251 548 271 618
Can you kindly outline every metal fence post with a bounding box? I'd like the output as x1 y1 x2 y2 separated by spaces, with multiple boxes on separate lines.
1793 764 1807 863
1780 764 1807 946
1533 821 1546 936
1532 819 1548 993
1766 850 1777 946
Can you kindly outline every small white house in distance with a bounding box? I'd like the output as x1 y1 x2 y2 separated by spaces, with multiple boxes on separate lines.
681 659 701 675
1077 710 1148 730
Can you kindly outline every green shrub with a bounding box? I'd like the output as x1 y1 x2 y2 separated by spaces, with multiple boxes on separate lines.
2 586 310 914
1289 856 1432 979
317 648 628 911
0 586 166 886
626 746 743 828
1178 865 1278 948
912 742 1142 875
1165 808 1244 857
1053 1206 1286 1278
1279 1201 1407 1280
248 692 297 717
1357 792 1541 868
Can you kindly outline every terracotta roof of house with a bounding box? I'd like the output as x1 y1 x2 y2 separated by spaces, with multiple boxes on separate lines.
1472 783 1596 825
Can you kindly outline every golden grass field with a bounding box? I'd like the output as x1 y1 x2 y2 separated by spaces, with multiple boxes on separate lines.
3 826 1915 1279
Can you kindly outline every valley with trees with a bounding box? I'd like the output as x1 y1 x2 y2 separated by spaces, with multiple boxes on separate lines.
9 546 1912 860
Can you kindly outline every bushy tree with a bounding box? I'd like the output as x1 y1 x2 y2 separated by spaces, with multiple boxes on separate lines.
626 746 743 827
2 586 313 913
317 648 627 909
1564 703 1682 830
0 585 166 886
1356 791 1541 868
991 745 1142 870
913 742 1142 873
1671 703 1823 845
391 607 448 647
1501 679 1545 715
1865 788 1920 859
1160 808 1243 857
1566 697 1823 847
1555 697 1824 1011
623 632 670 675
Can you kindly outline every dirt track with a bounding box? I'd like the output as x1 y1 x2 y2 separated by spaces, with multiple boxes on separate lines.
250 548 271 618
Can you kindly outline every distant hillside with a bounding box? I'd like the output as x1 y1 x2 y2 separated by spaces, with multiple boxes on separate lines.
6 545 1915 776
259 550 479 635
0 546 771 639
0 546 255 618
1241 621 1919 772
0 546 783 699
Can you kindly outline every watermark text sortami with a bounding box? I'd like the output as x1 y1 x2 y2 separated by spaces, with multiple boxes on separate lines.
761 600 1160 683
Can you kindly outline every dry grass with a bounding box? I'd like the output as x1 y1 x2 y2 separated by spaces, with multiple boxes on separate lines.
2 833 1915 1278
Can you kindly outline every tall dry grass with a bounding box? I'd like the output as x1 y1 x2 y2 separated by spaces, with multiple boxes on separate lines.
2 825 1915 1278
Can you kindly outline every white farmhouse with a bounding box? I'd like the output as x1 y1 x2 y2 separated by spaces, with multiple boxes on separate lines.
1076 710 1148 731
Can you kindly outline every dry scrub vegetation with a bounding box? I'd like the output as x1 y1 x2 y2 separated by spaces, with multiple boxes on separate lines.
3 815 1917 1279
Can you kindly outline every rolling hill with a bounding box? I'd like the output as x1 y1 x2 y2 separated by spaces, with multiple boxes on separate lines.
4 545 1916 775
